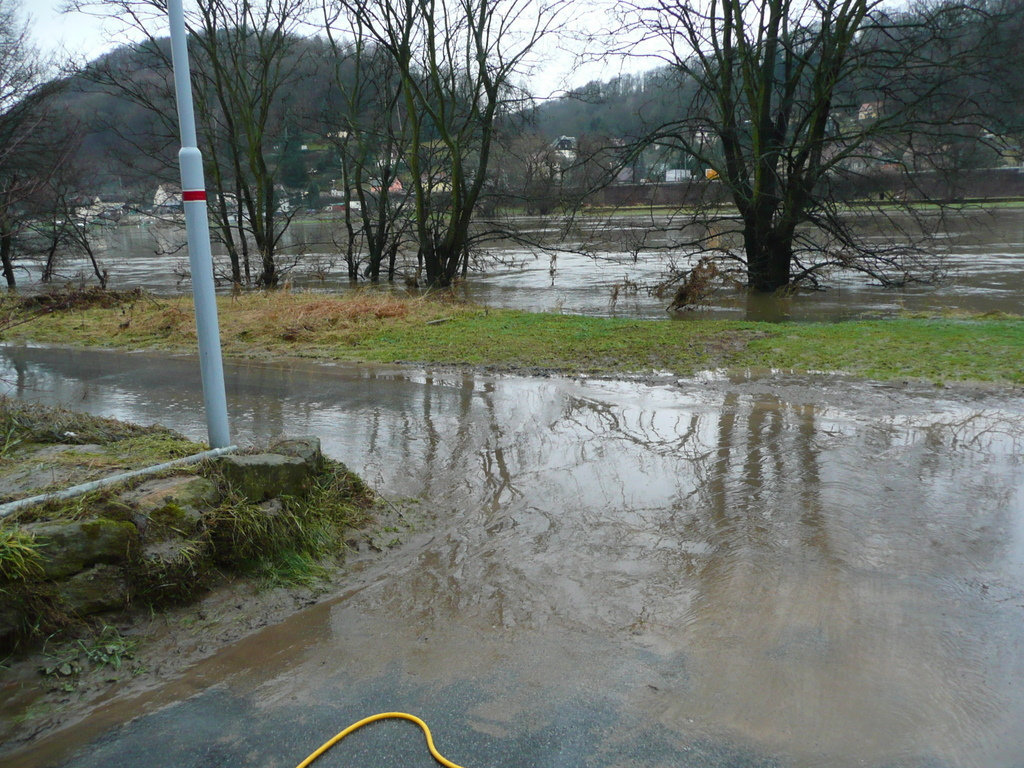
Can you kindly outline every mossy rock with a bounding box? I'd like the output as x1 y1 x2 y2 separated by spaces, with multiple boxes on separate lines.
215 454 312 502
269 436 323 471
55 564 129 616
22 519 137 579
122 475 219 538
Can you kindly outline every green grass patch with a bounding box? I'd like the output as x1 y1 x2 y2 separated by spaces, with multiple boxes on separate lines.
73 625 139 672
17 488 130 524
2 289 1023 385
260 549 333 588
0 527 42 582
37 624 142 686
736 318 1024 384
94 432 202 470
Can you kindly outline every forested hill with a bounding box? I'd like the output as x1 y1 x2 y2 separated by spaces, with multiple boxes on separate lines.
48 37 345 199
39 2 1024 203
53 38 676 198
531 69 687 140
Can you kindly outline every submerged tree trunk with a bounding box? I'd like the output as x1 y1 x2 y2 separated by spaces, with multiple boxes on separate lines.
258 247 277 287
422 244 463 288
206 148 242 286
41 231 60 282
215 191 242 286
236 176 251 285
83 240 107 289
386 242 398 283
743 221 792 293
1 224 16 290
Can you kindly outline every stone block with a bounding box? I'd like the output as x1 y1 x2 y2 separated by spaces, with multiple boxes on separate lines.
268 436 323 470
122 475 219 536
56 564 129 616
23 518 136 579
134 536 212 606
215 454 312 502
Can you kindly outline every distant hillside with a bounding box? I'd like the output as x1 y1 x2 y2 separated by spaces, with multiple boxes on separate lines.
531 68 690 140
46 35 688 201
48 35 343 202
42 6 1024 202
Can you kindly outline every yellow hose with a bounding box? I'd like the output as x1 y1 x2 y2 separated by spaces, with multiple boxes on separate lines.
295 711 467 768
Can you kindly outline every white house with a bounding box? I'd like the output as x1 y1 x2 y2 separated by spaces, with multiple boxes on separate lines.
153 184 183 211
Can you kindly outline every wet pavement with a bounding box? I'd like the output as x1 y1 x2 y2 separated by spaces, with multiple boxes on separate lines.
1 346 1023 767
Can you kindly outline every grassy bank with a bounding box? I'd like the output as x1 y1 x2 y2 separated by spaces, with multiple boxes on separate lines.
3 289 1023 384
0 400 382 752
0 398 374 651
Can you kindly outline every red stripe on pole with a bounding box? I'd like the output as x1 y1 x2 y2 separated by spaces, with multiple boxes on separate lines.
183 190 206 202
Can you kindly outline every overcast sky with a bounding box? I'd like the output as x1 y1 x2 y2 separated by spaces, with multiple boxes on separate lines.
26 0 650 98
28 0 132 62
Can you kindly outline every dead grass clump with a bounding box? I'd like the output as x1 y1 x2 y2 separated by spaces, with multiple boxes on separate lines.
273 296 412 342
609 278 640 310
667 257 720 311
5 288 474 353
153 305 194 336
220 291 461 346
18 287 145 313
334 295 411 321
0 397 187 448
282 295 413 326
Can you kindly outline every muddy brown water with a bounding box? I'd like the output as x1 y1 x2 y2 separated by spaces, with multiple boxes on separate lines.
0 346 1022 767
25 207 1024 319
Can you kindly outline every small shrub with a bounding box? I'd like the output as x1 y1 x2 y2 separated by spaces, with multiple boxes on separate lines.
206 459 372 584
0 527 60 650
77 625 139 671
668 256 720 311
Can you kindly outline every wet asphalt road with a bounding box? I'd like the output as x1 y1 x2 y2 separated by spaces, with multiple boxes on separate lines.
23 605 792 768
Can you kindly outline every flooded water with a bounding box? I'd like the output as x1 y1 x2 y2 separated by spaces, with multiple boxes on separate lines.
24 207 1024 320
1 346 1023 767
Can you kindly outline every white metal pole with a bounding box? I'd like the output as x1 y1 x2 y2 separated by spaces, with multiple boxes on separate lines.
168 0 231 448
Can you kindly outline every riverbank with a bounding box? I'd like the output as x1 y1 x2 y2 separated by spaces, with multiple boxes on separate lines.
2 289 1022 385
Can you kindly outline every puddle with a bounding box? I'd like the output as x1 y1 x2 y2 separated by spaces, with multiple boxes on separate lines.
1 347 1022 767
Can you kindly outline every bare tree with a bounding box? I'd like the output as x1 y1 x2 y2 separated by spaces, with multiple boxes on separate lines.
31 154 110 289
971 0 1024 167
327 0 568 287
618 0 994 293
494 132 567 216
0 0 74 290
318 20 415 282
71 0 318 287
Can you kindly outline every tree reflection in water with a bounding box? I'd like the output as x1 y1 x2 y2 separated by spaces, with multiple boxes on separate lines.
1 347 1023 766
